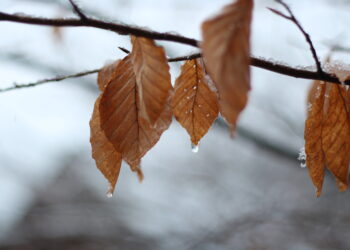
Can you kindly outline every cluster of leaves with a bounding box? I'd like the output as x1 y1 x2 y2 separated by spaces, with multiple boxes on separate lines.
90 0 253 195
305 78 350 196
89 0 350 197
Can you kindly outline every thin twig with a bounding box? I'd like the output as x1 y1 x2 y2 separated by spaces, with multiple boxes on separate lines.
168 53 202 62
0 69 99 92
117 46 130 54
117 46 201 62
68 0 87 20
269 0 323 74
1 51 347 93
0 9 345 93
117 46 342 83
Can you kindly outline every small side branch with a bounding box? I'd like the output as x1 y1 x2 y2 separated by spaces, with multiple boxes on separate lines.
117 47 201 62
1 52 346 93
68 0 87 20
0 69 99 92
269 0 323 74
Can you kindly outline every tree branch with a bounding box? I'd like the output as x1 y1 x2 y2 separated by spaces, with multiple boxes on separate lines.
0 12 199 47
68 0 88 20
1 51 346 94
118 47 201 62
0 8 346 93
0 69 99 92
269 0 323 74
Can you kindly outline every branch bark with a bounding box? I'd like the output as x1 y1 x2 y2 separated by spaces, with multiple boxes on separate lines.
0 9 346 93
269 0 323 74
0 69 99 92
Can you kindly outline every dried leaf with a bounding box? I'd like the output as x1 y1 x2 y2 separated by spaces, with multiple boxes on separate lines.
90 96 122 195
201 0 253 132
305 81 350 195
130 36 172 125
322 84 350 188
172 59 219 145
305 81 326 196
97 60 121 91
99 55 172 170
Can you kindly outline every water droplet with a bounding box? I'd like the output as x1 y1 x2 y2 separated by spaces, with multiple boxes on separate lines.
189 110 192 113
198 104 202 108
186 96 191 99
191 143 199 153
193 86 197 90
185 111 188 114
184 88 188 92
106 184 114 198
298 147 306 161
206 113 210 117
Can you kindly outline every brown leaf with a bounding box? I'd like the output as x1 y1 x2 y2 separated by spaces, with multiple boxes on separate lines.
90 96 122 195
130 36 172 125
305 81 350 195
99 55 172 170
304 81 326 196
97 60 121 91
201 0 253 132
322 84 350 188
172 59 219 145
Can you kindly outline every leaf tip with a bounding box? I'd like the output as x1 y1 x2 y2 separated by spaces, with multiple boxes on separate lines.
106 183 115 198
135 167 144 182
315 188 322 198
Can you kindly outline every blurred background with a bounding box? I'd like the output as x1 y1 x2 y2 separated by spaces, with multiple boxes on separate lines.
1 0 350 249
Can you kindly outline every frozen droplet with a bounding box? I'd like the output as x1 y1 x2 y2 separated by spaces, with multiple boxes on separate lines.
186 96 191 99
185 111 188 114
106 184 114 198
298 147 306 161
206 113 210 117
193 86 197 90
191 143 199 153
298 147 307 168
198 104 202 108
189 110 192 113
184 88 188 92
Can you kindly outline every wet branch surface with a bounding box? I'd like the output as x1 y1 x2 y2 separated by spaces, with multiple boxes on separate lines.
0 2 346 92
